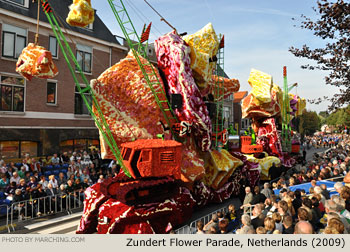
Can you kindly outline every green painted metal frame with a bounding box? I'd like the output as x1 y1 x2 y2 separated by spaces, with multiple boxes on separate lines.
41 0 131 177
213 34 225 150
107 0 179 140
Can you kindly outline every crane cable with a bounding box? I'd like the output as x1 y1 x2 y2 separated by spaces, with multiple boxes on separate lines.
34 0 41 45
143 0 177 32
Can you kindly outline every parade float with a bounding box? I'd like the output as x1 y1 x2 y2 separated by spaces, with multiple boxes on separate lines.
15 0 306 233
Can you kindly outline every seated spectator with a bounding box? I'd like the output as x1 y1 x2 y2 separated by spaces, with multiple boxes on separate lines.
17 167 26 180
294 221 314 234
46 183 58 196
81 169 91 182
61 152 70 164
30 158 41 173
38 175 49 190
225 204 238 222
57 172 67 186
0 160 7 174
325 199 350 233
0 174 9 192
24 171 31 183
70 152 78 163
236 214 254 234
51 154 61 165
82 178 90 189
67 167 74 180
5 181 17 200
58 184 66 195
282 215 294 234
10 172 21 185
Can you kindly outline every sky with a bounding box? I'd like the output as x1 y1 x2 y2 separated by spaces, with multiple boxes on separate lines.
93 0 339 113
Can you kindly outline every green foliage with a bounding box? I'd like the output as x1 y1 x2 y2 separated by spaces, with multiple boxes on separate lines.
299 110 321 136
325 107 350 126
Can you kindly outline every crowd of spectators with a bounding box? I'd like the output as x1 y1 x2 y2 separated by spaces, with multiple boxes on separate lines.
194 133 350 234
0 149 118 219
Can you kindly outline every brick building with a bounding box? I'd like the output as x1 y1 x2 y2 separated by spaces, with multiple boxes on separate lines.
0 0 127 159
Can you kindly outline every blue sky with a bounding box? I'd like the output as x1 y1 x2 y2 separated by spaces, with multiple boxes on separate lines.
93 0 338 113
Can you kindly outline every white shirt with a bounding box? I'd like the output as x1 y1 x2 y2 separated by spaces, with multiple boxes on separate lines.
49 179 58 189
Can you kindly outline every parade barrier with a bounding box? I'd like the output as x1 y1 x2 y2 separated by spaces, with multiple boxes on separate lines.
0 204 12 233
2 193 85 233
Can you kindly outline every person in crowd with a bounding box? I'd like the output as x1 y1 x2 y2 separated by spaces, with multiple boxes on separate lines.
327 218 345 234
90 169 99 184
236 214 254 234
27 176 39 199
256 226 267 234
320 184 330 200
66 166 74 179
294 221 313 234
196 220 205 234
325 199 350 233
57 172 67 186
36 184 47 216
48 175 58 189
251 186 267 205
50 153 61 165
10 172 21 185
240 186 253 214
203 213 219 233
282 215 294 234
334 182 344 195
13 189 27 220
0 174 9 192
80 169 92 184
264 217 275 234
60 152 70 164
38 175 49 190
46 183 59 213
17 179 27 195
251 204 265 229
97 174 104 183
5 181 17 200
272 212 283 233
340 186 350 211
17 167 26 180
261 183 273 199
70 152 78 163
0 160 7 174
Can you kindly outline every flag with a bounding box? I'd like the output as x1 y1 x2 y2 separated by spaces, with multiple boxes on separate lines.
219 35 225 49
140 22 152 43
42 1 52 13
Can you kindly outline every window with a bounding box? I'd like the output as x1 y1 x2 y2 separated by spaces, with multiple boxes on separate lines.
2 24 27 59
160 151 175 163
6 0 29 7
49 36 58 58
76 44 92 73
74 85 91 115
59 139 99 153
0 141 38 159
0 75 25 112
140 150 150 162
47 81 57 104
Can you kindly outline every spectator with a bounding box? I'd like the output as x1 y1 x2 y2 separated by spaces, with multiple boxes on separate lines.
27 176 39 199
80 169 92 184
66 167 74 179
334 182 344 195
325 199 350 233
0 160 7 174
38 175 49 190
340 186 350 211
13 189 27 220
17 167 26 179
70 152 78 163
97 175 104 183
256 226 267 234
240 186 253 214
0 174 9 192
251 204 265 229
46 183 58 196
282 215 294 234
294 221 313 234
61 152 70 164
50 154 60 165
251 186 267 205
203 214 219 233
272 212 283 233
196 220 205 234
236 214 254 234
10 172 20 185
320 184 330 200
327 218 345 234
17 179 27 195
218 219 229 234
264 217 275 234
49 175 58 189
57 172 67 186
261 183 273 199
5 181 17 200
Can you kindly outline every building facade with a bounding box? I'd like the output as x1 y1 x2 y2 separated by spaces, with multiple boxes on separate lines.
0 0 128 160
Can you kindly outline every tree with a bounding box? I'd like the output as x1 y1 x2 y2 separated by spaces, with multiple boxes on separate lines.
299 110 321 136
290 0 350 111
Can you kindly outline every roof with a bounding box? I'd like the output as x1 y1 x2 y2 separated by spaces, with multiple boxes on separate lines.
233 91 248 103
121 139 182 149
0 0 120 45
216 64 229 79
